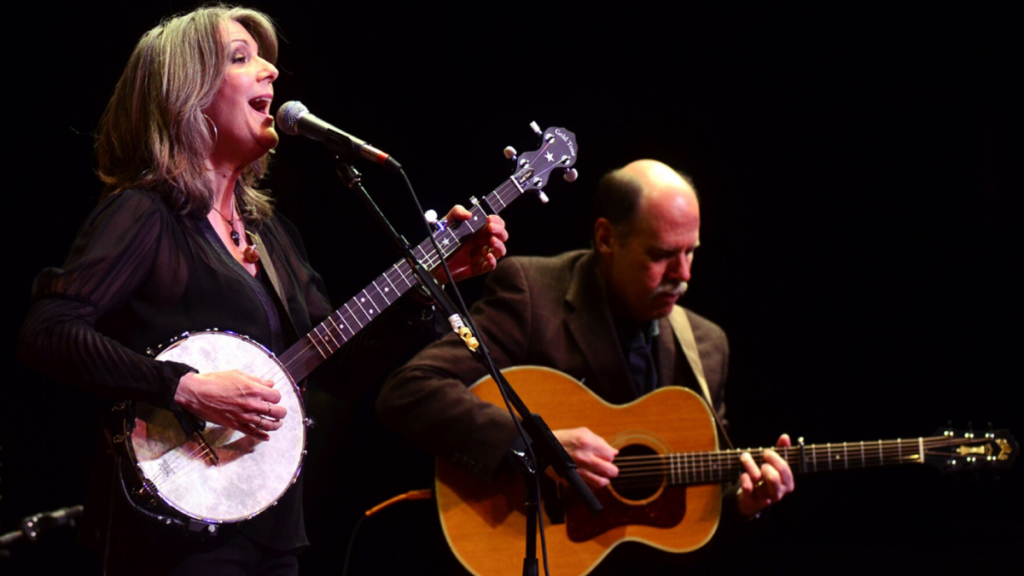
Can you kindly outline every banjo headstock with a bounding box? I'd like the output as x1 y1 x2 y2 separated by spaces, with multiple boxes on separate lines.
509 126 579 201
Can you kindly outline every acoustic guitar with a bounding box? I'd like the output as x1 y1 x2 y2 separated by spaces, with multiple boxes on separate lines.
435 366 1017 576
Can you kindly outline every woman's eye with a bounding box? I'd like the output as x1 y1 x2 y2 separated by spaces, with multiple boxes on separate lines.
232 53 247 63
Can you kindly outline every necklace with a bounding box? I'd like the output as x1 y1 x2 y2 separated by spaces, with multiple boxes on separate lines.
211 203 241 246
211 201 260 264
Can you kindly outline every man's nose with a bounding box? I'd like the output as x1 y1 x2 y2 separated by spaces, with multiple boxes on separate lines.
668 253 692 282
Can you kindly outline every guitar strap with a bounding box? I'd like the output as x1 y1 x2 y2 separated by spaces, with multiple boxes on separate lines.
668 307 711 404
252 232 297 333
668 306 735 450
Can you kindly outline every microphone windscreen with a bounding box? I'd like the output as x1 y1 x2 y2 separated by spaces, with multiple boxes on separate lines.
276 101 308 136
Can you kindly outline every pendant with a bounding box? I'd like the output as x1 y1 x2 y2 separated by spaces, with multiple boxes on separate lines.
244 245 260 263
230 230 240 246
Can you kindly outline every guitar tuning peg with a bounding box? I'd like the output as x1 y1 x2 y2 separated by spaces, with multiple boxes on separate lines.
563 168 578 183
529 121 542 137
503 146 517 160
535 191 549 204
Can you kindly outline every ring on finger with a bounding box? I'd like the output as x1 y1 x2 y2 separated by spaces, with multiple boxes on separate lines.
265 401 273 417
257 414 266 430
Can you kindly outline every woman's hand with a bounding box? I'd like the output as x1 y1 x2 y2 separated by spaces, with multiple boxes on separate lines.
435 205 508 283
174 370 288 441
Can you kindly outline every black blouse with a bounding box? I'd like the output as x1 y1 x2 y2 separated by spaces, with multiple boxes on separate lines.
19 188 432 551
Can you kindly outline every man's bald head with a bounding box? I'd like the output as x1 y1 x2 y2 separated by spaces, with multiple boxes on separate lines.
593 159 702 321
592 159 698 243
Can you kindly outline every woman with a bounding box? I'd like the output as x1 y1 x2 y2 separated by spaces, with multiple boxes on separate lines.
18 5 506 574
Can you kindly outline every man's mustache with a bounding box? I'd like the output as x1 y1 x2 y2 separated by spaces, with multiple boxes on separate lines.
653 281 687 298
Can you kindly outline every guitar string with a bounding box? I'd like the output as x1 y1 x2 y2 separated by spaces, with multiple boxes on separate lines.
609 435 975 463
611 450 977 488
607 436 989 483
610 437 968 470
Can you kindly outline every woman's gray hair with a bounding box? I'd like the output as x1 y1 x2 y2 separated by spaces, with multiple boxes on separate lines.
96 4 278 224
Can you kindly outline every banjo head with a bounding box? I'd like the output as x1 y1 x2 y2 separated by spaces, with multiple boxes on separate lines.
128 331 306 523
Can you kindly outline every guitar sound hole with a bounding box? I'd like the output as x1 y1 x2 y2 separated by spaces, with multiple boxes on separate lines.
609 444 662 502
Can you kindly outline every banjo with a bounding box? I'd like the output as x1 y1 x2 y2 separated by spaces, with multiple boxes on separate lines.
112 127 579 526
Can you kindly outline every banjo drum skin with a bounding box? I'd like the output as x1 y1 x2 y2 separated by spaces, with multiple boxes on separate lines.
123 331 306 524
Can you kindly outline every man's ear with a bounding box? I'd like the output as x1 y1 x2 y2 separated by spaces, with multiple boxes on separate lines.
594 218 615 256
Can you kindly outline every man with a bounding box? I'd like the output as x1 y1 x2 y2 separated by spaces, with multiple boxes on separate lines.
378 159 793 522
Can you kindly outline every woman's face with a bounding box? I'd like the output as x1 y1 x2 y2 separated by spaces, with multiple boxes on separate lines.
204 19 279 168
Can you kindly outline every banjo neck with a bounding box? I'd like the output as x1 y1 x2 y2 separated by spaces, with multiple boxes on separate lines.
277 130 577 382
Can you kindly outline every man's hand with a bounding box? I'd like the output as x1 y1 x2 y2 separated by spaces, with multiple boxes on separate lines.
174 370 287 441
435 205 508 283
736 433 795 517
553 427 619 488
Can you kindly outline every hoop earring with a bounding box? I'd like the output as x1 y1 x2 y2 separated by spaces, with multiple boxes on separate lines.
202 113 219 149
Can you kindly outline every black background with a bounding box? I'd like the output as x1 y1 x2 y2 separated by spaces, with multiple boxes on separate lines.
2 1 1020 574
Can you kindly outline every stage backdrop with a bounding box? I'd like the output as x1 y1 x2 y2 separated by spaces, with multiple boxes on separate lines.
3 2 1020 574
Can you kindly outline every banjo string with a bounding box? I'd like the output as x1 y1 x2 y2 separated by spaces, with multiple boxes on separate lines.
142 246 451 507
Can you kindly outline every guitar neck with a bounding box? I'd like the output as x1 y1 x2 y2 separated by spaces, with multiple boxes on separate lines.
278 176 529 383
629 434 1002 487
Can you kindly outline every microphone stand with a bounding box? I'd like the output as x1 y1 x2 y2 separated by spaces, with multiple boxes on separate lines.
332 160 601 576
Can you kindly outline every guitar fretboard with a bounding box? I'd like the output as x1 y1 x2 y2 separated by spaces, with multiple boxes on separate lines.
613 433 1007 488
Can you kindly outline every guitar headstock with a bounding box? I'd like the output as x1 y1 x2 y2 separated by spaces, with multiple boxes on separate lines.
925 427 1017 473
510 126 579 200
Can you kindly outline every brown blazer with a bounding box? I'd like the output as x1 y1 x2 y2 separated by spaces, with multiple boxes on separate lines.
377 250 730 479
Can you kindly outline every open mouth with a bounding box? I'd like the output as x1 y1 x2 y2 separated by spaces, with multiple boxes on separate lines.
249 97 272 115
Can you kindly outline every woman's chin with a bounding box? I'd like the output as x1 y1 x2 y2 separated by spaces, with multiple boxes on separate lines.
257 127 280 152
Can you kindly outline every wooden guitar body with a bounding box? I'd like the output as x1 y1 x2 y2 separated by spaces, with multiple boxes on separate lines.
436 366 1017 576
435 366 721 576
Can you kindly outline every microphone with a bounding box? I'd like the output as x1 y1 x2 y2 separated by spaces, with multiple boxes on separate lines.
276 101 401 171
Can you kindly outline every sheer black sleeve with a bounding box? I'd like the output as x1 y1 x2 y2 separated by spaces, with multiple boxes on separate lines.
18 190 194 409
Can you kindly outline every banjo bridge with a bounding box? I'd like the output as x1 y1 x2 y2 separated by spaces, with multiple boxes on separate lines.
194 431 220 465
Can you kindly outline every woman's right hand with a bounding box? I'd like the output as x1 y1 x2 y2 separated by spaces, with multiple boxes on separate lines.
174 370 287 441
